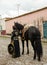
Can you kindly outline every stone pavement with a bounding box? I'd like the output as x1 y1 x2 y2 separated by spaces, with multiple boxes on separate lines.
0 37 47 65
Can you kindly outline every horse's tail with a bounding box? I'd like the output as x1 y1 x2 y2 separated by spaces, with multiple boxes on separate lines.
36 38 43 57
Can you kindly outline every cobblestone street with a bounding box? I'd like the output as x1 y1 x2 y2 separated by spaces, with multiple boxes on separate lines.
0 37 47 65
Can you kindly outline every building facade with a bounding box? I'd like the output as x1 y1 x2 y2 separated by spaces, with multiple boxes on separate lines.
0 18 6 35
5 7 47 38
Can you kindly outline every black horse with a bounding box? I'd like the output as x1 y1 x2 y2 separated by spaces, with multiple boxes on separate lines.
14 22 43 61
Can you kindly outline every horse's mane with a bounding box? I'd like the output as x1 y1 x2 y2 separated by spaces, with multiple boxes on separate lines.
15 22 24 31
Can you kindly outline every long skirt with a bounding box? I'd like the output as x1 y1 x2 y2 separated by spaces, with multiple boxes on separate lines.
13 40 20 57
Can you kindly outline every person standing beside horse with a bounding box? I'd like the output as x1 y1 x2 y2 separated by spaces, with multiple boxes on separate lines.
8 25 20 58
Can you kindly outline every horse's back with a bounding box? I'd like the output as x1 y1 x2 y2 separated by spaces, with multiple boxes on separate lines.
24 26 41 40
28 26 41 35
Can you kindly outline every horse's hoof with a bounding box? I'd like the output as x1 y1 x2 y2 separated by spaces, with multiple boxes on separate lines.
38 58 41 61
33 57 36 60
27 52 29 54
22 52 24 55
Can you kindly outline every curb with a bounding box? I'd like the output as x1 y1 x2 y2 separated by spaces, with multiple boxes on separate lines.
0 35 11 38
41 39 47 43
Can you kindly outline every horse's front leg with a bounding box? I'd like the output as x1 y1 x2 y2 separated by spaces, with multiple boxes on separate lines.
26 40 29 54
22 39 24 55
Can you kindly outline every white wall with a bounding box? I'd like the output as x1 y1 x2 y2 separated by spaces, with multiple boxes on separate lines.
0 19 6 30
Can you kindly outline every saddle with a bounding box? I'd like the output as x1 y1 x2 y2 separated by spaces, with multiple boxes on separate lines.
22 25 30 38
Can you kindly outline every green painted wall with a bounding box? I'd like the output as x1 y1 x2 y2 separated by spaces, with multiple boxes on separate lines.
43 21 47 38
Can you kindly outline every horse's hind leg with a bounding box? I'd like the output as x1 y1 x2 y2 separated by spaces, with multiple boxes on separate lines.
31 40 37 60
35 38 43 61
22 39 24 55
26 40 29 54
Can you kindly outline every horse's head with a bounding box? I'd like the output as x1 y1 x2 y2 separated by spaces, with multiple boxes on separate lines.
13 22 24 37
14 22 24 31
